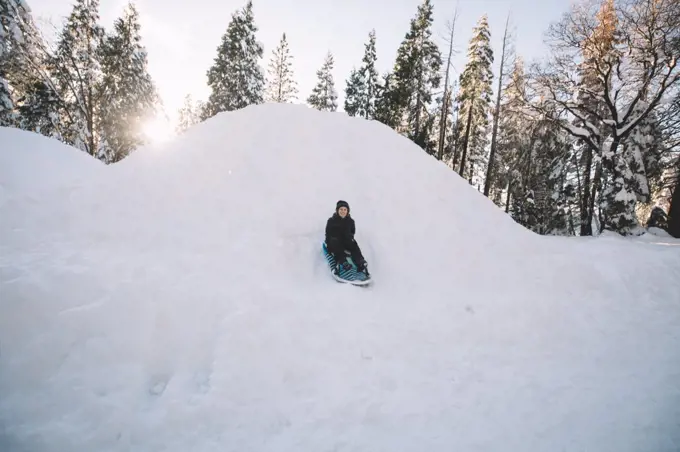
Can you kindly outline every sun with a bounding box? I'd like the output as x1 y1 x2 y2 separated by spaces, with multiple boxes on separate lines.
143 115 176 144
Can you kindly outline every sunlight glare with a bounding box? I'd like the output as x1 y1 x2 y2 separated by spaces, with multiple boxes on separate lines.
143 116 176 144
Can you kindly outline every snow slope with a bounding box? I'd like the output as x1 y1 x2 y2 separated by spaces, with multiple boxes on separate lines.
1 103 679 452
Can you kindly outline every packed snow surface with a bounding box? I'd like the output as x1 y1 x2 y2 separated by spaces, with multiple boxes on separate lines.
1 104 679 452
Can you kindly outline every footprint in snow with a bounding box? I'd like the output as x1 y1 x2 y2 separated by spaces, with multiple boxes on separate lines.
148 375 171 396
194 371 212 394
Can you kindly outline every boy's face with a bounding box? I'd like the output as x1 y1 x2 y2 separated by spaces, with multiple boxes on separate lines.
338 206 348 217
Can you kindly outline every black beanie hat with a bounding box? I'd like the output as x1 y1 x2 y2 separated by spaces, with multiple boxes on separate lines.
336 200 350 213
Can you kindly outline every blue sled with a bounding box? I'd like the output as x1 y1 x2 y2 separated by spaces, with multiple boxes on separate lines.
322 241 372 286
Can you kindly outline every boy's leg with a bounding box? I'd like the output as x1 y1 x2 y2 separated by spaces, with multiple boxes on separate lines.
326 237 347 265
345 239 366 268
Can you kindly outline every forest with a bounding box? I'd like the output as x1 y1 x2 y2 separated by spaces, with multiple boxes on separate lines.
2 0 679 237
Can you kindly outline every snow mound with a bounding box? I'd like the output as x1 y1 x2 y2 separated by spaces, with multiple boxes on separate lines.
0 126 102 194
646 226 673 238
1 104 680 452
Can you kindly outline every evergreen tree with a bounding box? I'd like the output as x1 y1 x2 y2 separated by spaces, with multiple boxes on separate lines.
373 72 400 128
0 0 32 124
646 206 668 230
98 2 158 163
454 14 494 186
0 77 10 123
389 0 442 149
176 94 201 134
358 29 378 119
307 51 337 112
343 67 363 116
50 0 105 156
204 0 264 118
1 0 52 129
14 78 62 137
507 107 574 235
345 30 379 118
529 117 574 235
495 58 529 208
344 30 379 118
264 32 297 103
497 62 576 235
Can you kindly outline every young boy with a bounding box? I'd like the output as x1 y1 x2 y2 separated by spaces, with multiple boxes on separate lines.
325 200 369 276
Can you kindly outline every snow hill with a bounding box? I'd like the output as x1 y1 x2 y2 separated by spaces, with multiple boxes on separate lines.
1 103 679 452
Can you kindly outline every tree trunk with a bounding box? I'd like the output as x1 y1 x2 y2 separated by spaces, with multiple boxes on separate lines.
484 14 510 197
505 179 512 213
451 108 460 168
413 31 425 142
589 161 602 233
458 96 474 177
87 83 95 157
437 90 451 159
668 171 680 238
573 153 583 222
580 144 594 236
86 18 95 157
598 136 622 232
437 10 458 160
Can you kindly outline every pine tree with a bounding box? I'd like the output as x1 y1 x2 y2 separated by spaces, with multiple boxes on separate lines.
506 98 574 235
389 0 442 149
359 29 378 118
494 60 577 235
204 0 264 118
373 72 400 128
0 0 32 124
343 67 363 116
646 206 668 230
50 0 105 156
0 77 10 123
529 117 574 235
307 51 337 112
1 0 50 128
454 14 494 186
176 94 201 134
97 2 158 163
15 78 62 137
496 58 529 208
264 32 297 103
344 29 379 119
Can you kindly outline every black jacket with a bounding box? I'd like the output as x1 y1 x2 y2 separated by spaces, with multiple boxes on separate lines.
325 213 355 243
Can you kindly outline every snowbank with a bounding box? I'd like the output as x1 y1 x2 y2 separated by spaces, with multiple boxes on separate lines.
1 104 679 452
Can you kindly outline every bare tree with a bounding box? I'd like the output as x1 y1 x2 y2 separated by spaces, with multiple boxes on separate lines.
526 0 680 234
437 7 459 161
484 13 515 197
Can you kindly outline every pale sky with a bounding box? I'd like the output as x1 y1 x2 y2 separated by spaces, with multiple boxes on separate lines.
28 0 572 124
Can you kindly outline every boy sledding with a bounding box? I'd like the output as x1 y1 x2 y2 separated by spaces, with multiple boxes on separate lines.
322 200 371 284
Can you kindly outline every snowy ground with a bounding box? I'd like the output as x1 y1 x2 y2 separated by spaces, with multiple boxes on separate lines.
1 104 679 452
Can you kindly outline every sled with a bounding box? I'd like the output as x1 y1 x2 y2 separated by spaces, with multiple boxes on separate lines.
322 241 373 286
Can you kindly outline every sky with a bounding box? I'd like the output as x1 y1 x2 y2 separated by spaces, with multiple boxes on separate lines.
26 0 573 125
